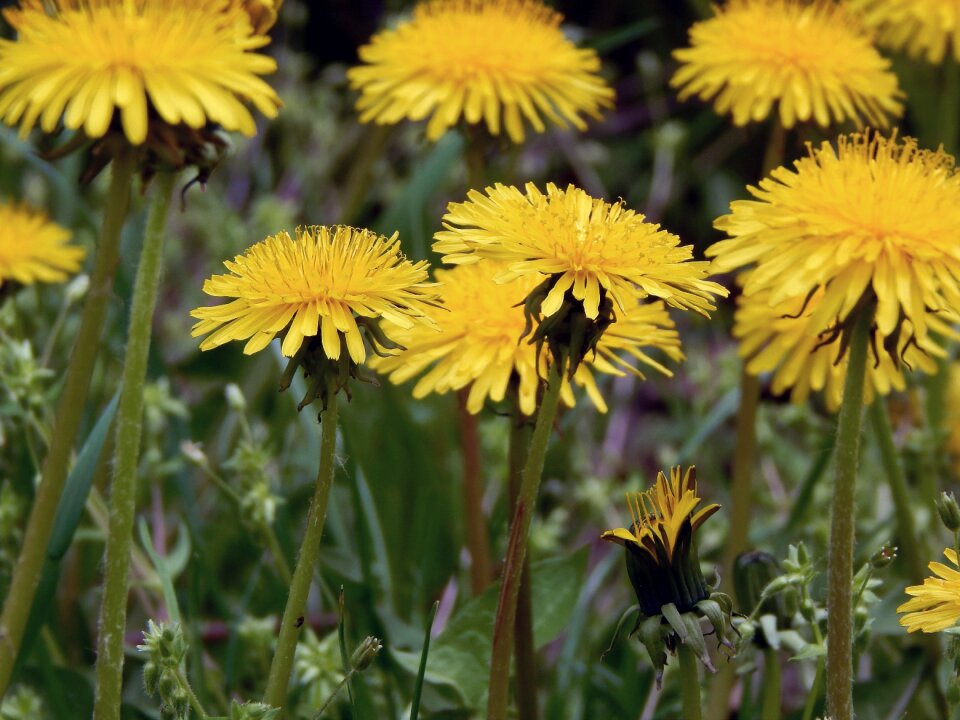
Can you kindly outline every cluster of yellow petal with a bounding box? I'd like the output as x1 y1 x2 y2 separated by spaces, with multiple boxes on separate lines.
601 466 719 563
898 548 960 633
709 132 960 349
190 226 438 363
0 0 281 145
0 201 84 287
848 0 960 64
434 182 726 320
735 285 957 411
347 0 614 142
672 0 903 128
370 262 684 415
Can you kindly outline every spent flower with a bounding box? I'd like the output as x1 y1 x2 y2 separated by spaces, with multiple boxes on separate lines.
347 0 614 142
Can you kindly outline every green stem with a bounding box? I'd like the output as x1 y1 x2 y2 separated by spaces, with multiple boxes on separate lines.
263 384 340 714
678 643 703 720
0 150 135 700
824 307 873 720
722 370 760 589
761 648 781 720
174 667 208 720
508 399 537 720
801 662 824 720
93 171 175 720
486 365 562 720
867 401 926 583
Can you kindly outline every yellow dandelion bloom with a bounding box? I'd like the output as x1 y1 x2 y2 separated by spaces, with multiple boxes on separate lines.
708 132 960 348
0 0 281 146
735 285 956 411
898 548 960 633
0 201 84 287
190 226 438 363
601 466 719 613
671 0 903 128
370 262 684 415
848 0 960 63
346 0 614 143
434 182 727 321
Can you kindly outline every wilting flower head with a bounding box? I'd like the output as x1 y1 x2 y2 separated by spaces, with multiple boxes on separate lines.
191 225 438 365
848 0 960 63
241 0 282 34
734 284 957 411
0 201 84 288
346 0 614 143
898 548 960 633
0 0 281 146
601 466 734 676
370 261 684 415
709 132 960 370
671 0 903 128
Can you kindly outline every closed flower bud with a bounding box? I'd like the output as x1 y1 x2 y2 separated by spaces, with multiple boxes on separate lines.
937 492 960 532
350 636 383 671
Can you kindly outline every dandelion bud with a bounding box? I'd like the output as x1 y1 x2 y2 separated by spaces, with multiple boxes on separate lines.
937 492 960 532
350 636 383 671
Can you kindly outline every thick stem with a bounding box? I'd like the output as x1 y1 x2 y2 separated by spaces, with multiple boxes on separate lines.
457 390 491 595
508 400 537 720
0 151 135 700
93 172 175 720
761 648 781 720
263 385 340 713
824 308 873 720
487 366 562 720
722 371 760 588
678 643 703 720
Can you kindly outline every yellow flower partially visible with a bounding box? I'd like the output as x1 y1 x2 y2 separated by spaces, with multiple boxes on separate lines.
434 182 727 320
241 0 282 34
0 201 84 287
735 285 956 411
898 548 960 633
601 466 719 562
370 261 684 415
191 226 438 363
347 0 614 143
848 0 960 63
708 132 960 349
947 364 960 472
672 0 903 128
0 0 281 145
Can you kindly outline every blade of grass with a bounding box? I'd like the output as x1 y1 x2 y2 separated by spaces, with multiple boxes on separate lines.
410 601 439 720
338 587 357 714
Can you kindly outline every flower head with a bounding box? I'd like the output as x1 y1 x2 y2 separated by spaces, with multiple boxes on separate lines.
241 0 282 34
346 0 614 143
848 0 960 63
0 0 281 146
601 466 733 677
191 225 438 364
671 0 903 128
709 132 960 367
898 548 960 633
370 261 684 415
434 182 726 321
0 201 84 288
734 284 957 411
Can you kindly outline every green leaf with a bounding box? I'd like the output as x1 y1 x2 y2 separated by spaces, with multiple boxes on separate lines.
392 547 588 713
14 394 119 678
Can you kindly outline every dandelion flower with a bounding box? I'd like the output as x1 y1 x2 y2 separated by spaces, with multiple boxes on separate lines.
434 182 726 321
0 0 281 146
898 548 960 633
371 261 684 415
601 467 733 675
848 0 960 63
671 0 903 128
0 201 84 287
347 0 614 143
735 285 957 410
191 226 438 363
708 132 960 358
